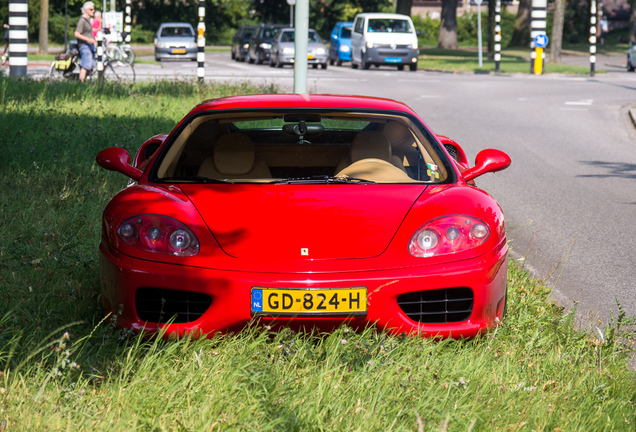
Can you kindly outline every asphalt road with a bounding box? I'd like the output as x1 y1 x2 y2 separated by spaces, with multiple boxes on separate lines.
23 52 636 327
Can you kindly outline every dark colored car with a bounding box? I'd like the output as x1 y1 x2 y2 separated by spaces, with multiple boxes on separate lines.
247 24 287 64
329 21 354 66
231 26 256 62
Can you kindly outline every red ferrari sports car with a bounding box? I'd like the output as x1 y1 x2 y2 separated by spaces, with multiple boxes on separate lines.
96 94 511 338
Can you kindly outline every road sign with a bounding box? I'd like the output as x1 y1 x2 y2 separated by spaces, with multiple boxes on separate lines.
534 34 549 49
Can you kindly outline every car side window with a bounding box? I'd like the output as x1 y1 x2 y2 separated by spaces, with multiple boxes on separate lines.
354 18 364 34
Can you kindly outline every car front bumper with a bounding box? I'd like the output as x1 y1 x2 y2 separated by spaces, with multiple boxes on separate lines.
155 47 197 61
278 54 329 66
100 241 507 339
363 47 419 66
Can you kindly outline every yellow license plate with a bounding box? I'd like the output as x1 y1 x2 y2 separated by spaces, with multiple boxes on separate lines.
308 55 314 59
251 287 367 315
171 49 186 54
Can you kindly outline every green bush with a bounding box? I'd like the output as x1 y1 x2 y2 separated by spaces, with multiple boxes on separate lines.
412 14 439 47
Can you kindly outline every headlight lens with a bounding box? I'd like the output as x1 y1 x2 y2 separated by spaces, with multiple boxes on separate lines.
315 48 326 55
156 42 165 49
366 42 375 49
117 215 200 256
339 45 350 53
260 43 271 49
282 47 294 54
409 216 490 257
410 43 418 49
243 43 249 49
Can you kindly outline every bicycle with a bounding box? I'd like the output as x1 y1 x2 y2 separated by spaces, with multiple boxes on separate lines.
47 40 135 83
104 30 135 65
1 24 9 67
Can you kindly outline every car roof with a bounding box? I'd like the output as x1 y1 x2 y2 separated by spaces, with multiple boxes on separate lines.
159 22 194 27
189 94 418 116
354 13 412 20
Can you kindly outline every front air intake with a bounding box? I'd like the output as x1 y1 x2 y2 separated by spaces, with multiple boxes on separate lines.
135 288 212 323
397 288 473 323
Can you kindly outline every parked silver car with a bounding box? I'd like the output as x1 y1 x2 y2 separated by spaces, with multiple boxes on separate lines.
154 23 197 62
269 28 329 69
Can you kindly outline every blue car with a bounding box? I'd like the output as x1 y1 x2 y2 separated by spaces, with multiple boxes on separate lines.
329 22 353 66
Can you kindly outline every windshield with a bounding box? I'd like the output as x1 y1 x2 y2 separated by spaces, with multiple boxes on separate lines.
341 27 352 39
153 110 449 184
280 30 322 44
367 19 413 34
161 26 193 37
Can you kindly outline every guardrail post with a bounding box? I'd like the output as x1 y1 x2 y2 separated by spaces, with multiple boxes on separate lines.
8 0 28 78
197 0 205 83
494 0 501 73
590 0 597 77
96 31 104 80
125 0 132 43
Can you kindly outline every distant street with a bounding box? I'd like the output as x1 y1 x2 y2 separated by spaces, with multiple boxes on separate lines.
23 50 636 324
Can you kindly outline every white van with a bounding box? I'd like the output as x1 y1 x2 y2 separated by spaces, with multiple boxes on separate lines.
350 13 419 71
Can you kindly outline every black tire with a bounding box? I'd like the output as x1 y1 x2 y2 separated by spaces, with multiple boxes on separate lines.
361 52 369 70
312 64 318 69
409 63 417 72
122 47 135 65
321 62 327 70
336 58 342 66
397 64 404 71
231 50 236 60
628 54 635 72
329 53 335 66
269 55 275 67
351 60 358 69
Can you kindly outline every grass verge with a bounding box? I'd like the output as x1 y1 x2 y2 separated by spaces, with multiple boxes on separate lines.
0 76 634 431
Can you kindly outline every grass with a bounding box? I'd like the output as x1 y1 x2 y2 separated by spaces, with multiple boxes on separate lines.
0 76 635 431
418 48 596 75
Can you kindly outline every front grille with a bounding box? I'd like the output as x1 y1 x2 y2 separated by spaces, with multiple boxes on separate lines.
397 288 473 323
378 51 408 57
135 288 212 323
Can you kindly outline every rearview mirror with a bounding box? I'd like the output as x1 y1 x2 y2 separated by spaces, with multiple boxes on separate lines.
96 147 143 181
462 149 511 182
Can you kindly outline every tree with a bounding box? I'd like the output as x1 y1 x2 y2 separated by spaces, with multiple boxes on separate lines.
39 0 50 55
395 0 413 16
550 0 565 63
509 0 531 47
438 0 458 49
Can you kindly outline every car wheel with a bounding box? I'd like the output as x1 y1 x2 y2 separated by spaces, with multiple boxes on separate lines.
397 64 404 71
155 57 161 62
361 53 369 70
231 50 236 60
321 62 327 70
269 56 275 67
276 55 282 68
312 64 318 69
351 59 358 69
409 63 417 72
337 58 342 66
329 54 335 66
628 54 635 72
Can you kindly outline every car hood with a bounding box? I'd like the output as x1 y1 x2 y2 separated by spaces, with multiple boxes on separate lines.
180 184 426 260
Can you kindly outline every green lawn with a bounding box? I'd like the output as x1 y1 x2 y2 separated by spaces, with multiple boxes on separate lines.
0 76 634 431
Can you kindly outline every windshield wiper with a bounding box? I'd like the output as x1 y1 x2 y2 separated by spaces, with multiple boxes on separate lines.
271 175 376 184
164 176 234 184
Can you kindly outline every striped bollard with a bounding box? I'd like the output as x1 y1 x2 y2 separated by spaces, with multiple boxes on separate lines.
530 0 547 74
590 0 597 77
494 0 501 74
197 0 205 83
125 0 132 43
96 31 104 79
8 0 28 78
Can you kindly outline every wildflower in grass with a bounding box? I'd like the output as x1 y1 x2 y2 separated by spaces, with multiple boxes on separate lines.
341 339 347 345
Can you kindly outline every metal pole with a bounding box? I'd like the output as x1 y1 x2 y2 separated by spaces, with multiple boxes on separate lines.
96 31 104 80
494 0 501 73
64 0 68 51
293 0 308 94
477 0 482 68
8 0 28 77
590 0 597 77
531 0 547 74
124 0 131 43
197 0 205 83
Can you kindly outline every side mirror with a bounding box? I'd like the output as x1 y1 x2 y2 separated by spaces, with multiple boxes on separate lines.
96 147 143 181
463 149 511 182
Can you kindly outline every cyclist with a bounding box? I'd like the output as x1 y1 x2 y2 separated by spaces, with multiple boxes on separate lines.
74 1 96 82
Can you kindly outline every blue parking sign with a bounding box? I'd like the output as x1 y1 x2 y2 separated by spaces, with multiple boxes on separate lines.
534 34 549 49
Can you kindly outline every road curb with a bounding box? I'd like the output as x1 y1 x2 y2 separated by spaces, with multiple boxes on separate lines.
629 108 636 129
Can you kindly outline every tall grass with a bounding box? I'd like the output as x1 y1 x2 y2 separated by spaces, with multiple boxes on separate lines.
0 77 634 431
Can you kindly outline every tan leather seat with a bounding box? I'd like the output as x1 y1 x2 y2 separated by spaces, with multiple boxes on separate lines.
197 133 271 179
335 130 405 174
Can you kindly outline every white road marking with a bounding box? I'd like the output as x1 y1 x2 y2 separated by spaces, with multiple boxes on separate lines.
565 99 593 105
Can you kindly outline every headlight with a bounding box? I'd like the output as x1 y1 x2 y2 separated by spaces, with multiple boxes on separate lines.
260 43 271 49
117 215 200 256
315 48 326 55
243 43 249 49
339 45 350 53
366 42 375 49
410 43 418 49
156 42 165 49
408 215 490 258
282 47 294 54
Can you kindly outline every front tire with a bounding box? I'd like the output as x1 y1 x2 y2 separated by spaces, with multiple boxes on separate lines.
628 54 635 72
361 52 369 70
